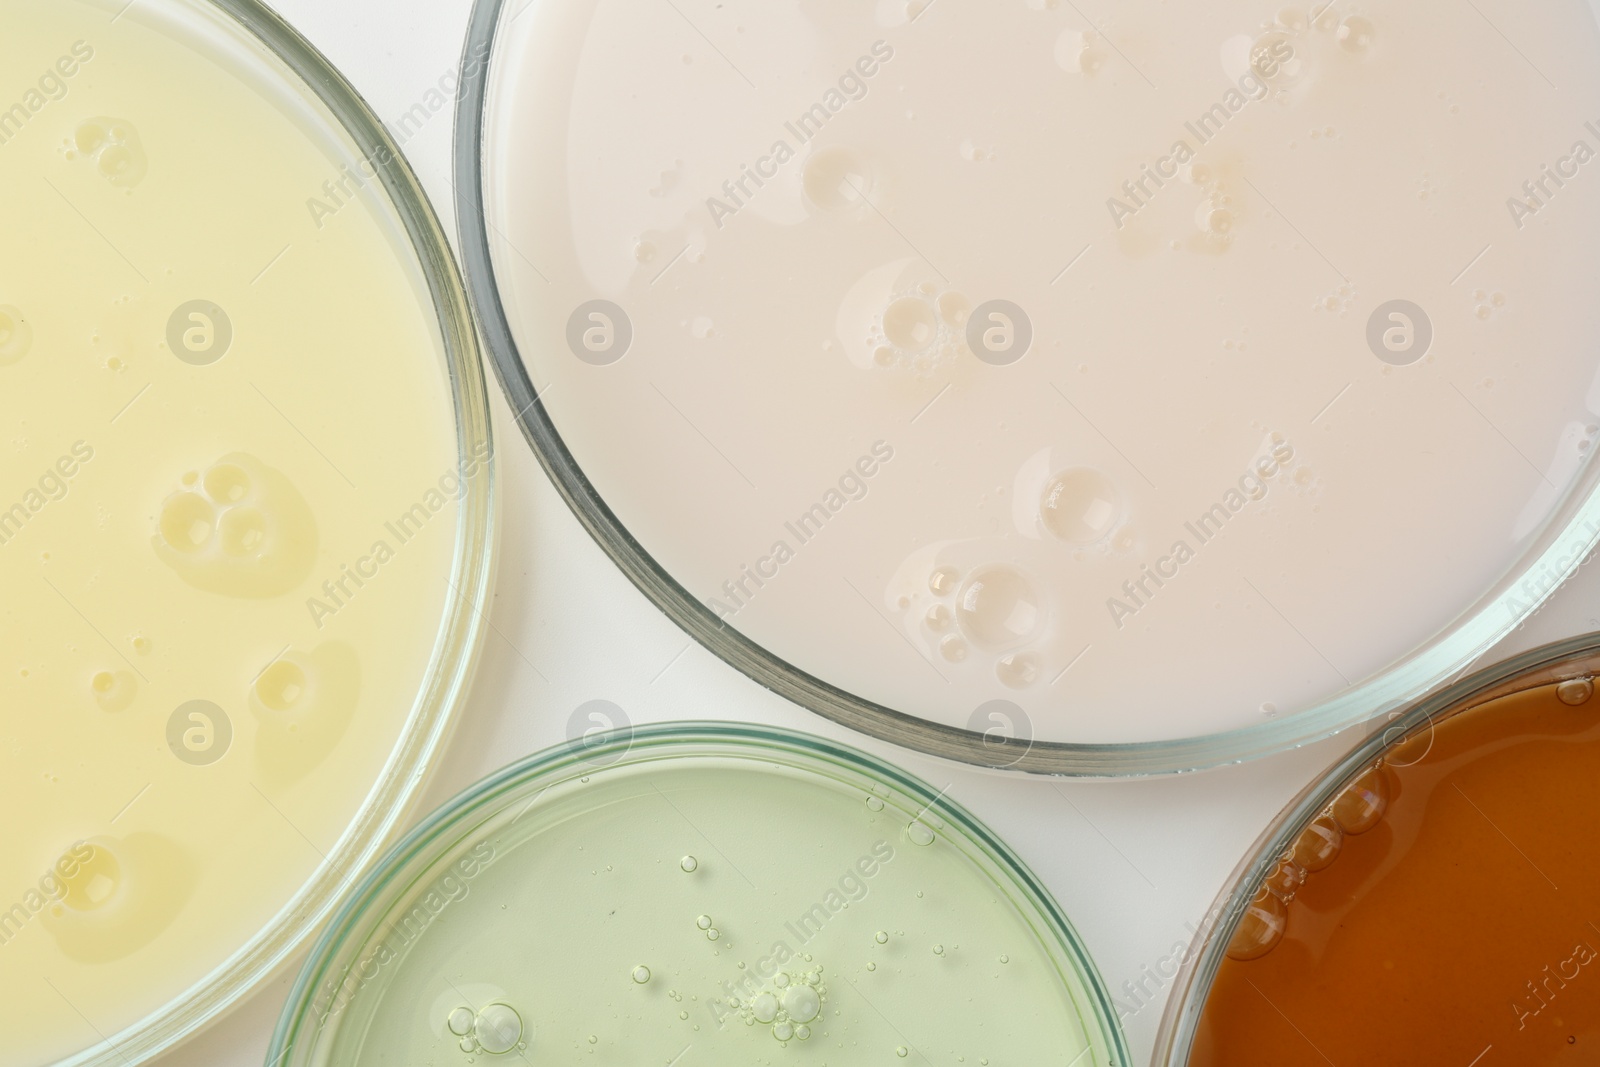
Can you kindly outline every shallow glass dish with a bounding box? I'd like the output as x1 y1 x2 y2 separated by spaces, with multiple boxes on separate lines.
267 722 1131 1066
1152 632 1600 1063
0 1 493 1063
456 0 1600 774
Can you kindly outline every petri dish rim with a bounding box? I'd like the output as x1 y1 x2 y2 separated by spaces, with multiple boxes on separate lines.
451 0 1600 778
1147 631 1600 1065
58 1 499 1063
265 719 1134 1066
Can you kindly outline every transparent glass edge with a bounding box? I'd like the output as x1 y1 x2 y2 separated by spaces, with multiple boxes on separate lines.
267 721 1134 1066
1148 631 1600 1065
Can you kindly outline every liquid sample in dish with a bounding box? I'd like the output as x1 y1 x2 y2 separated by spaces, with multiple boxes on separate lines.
288 735 1120 1065
483 0 1600 749
1192 676 1600 1062
0 2 476 1062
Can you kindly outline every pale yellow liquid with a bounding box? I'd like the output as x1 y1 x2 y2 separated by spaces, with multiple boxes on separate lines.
0 1 468 1062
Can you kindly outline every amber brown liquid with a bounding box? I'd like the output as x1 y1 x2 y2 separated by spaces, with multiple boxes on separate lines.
1192 680 1600 1063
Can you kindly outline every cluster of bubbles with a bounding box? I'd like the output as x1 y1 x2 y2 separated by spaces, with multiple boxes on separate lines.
1054 28 1108 76
726 965 826 1044
1470 289 1508 321
917 563 1047 689
154 453 317 598
870 282 971 374
1226 762 1391 961
0 304 32 365
67 117 148 188
1313 283 1358 316
695 912 720 941
446 1003 525 1057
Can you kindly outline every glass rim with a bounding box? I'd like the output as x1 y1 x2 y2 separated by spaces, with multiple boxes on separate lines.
1148 630 1600 1064
451 0 1600 777
265 719 1134 1066
55 1 499 1063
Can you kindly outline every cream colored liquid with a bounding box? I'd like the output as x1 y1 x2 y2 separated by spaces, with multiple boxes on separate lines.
485 1 1600 746
0 1 470 1062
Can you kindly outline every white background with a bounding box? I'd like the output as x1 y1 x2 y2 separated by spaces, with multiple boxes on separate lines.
148 1 1600 1064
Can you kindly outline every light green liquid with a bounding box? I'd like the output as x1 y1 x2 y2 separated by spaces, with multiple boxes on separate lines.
308 754 1114 1064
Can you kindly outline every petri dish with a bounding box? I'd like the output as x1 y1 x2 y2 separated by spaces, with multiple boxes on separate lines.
457 0 1600 774
267 722 1131 1065
0 1 494 1064
1152 633 1600 1064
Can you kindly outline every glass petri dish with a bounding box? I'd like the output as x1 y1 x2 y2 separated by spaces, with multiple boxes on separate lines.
1152 633 1600 1064
456 0 1600 774
0 1 493 1064
267 722 1131 1065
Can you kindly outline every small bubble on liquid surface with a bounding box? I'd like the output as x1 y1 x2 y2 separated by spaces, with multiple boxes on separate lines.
883 296 939 352
1337 15 1376 52
1558 678 1595 705
783 984 821 1022
632 965 651 984
875 930 889 944
1040 468 1122 544
696 914 712 930
752 992 779 1024
1331 765 1389 834
866 796 885 812
447 1007 474 1036
1226 888 1288 961
706 928 720 941
680 855 698 872
929 567 959 595
473 1004 522 1055
955 566 1044 650
1292 812 1343 871
907 821 935 846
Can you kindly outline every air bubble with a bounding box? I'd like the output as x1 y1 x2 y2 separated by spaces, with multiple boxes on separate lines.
937 291 970 329
1225 887 1287 961
447 1007 475 1036
883 297 938 352
752 992 778 1023
907 821 935 846
782 984 820 1022
955 566 1044 649
929 567 959 595
938 634 968 662
1040 468 1122 543
632 965 652 984
696 914 713 930
680 855 698 872
875 930 889 944
1337 15 1376 53
1332 765 1389 834
74 117 148 188
706 928 720 941
1558 678 1594 705
92 670 137 713
1264 858 1307 901
866 796 885 812
1291 812 1343 871
473 1004 522 1055
925 603 952 631
996 652 1040 689
773 1021 794 1041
